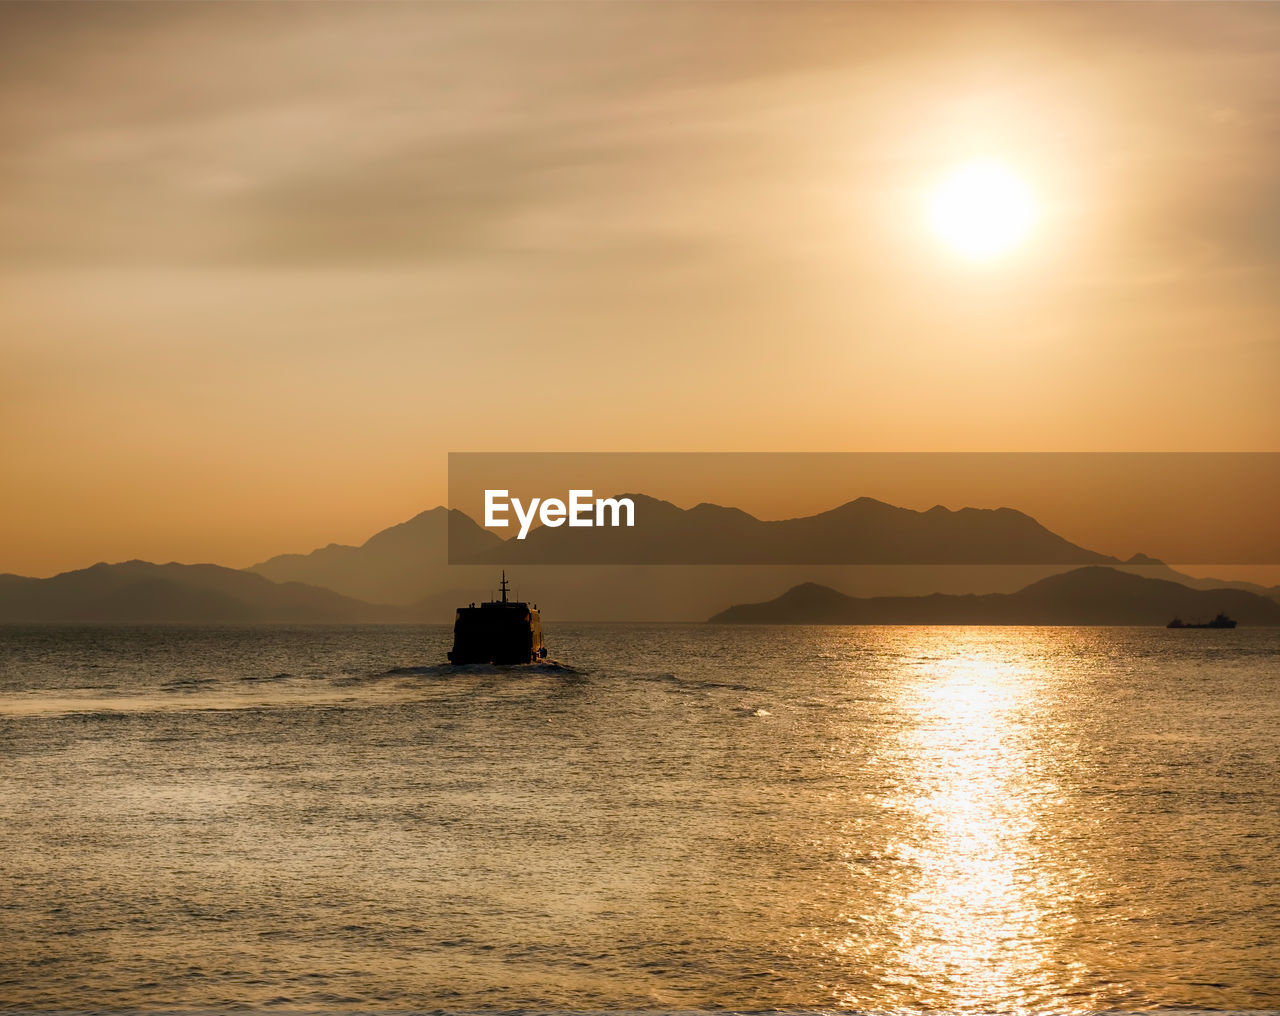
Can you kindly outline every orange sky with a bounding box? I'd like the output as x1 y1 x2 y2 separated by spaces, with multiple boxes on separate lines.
1 3 1278 577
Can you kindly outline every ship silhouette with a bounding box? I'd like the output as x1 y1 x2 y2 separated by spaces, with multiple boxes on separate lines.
1167 612 1237 629
447 572 548 664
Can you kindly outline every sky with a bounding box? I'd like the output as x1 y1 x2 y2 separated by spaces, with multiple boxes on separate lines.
2 2 1278 576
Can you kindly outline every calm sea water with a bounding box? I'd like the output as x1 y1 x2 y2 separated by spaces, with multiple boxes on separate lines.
1 623 1277 1012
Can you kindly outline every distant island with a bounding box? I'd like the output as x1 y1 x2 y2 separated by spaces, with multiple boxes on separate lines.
708 566 1280 627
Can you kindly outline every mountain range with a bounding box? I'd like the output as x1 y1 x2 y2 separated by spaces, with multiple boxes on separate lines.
449 494 1118 565
251 507 497 606
709 566 1280 626
2 497 1277 623
0 560 402 624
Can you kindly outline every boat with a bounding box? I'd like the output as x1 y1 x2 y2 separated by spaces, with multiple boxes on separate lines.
447 572 548 664
1167 613 1237 629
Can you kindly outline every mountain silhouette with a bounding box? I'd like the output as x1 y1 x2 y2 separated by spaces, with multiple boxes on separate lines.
8 499 1274 624
0 561 404 624
251 507 501 604
463 494 1118 565
1115 552 1280 601
708 566 1280 626
243 496 1123 614
243 499 1278 619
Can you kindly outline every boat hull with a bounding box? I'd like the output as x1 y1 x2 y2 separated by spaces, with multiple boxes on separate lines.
448 602 546 665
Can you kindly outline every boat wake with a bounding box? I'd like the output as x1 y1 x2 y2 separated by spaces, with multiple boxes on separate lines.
382 660 582 678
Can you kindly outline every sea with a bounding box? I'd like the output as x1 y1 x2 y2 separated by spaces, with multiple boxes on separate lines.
1 623 1277 1013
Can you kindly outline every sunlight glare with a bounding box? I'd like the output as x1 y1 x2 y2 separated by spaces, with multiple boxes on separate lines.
928 160 1037 261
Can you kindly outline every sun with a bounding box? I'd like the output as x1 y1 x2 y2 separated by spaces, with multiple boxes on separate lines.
927 160 1037 261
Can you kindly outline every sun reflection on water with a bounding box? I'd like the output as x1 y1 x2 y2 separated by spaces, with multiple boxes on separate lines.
832 637 1092 1013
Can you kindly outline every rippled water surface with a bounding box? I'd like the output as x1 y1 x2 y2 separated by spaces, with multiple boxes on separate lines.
1 623 1278 1011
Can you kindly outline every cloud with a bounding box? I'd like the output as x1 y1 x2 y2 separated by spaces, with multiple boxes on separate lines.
2 2 1279 278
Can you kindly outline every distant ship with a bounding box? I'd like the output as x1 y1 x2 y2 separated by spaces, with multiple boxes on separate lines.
1167 613 1237 629
447 572 548 664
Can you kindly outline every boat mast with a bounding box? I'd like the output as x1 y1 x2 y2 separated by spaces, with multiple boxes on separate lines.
500 571 509 603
